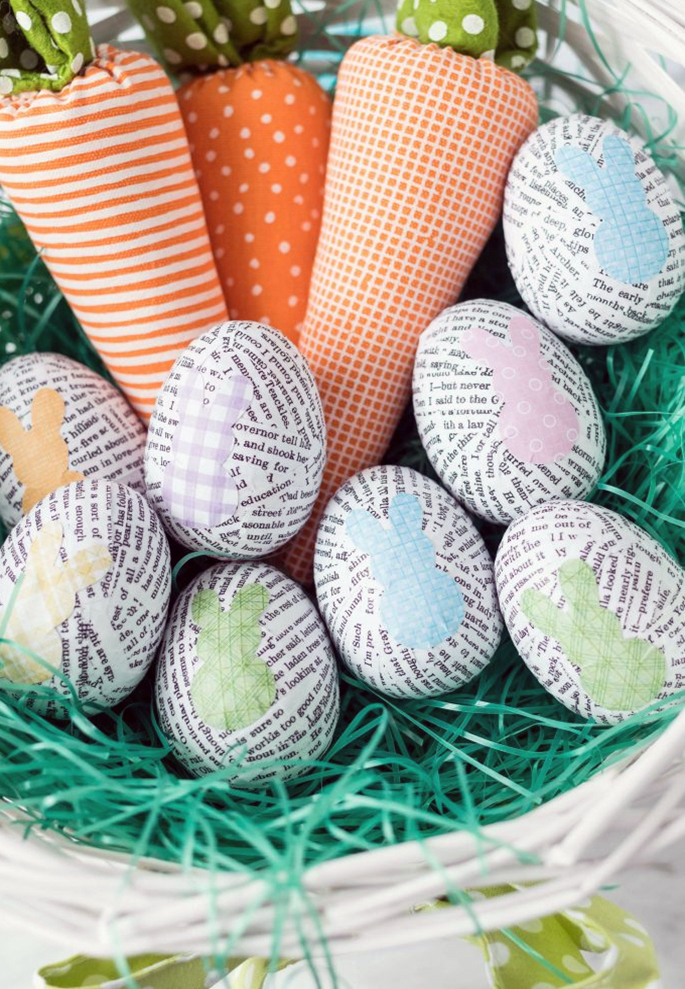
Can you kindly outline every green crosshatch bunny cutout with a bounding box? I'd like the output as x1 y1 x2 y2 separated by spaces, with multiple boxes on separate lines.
190 583 275 731
520 558 667 712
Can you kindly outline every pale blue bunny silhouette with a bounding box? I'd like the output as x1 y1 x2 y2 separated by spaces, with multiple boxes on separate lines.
555 133 669 284
346 493 465 649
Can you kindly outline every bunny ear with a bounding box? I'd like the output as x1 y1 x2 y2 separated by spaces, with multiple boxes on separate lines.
520 587 565 638
555 145 600 188
346 509 383 552
31 388 66 433
228 583 270 624
461 327 501 365
388 493 424 532
26 521 65 574
175 366 207 411
222 373 254 417
602 134 637 177
557 558 599 609
0 405 27 455
64 544 113 592
508 316 540 355
191 588 223 629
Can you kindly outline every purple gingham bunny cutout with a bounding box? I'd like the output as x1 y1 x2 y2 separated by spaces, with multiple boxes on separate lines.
162 365 253 529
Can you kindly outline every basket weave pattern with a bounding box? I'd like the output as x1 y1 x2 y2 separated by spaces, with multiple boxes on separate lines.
0 0 684 960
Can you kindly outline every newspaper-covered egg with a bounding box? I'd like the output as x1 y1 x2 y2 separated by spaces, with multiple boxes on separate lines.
0 479 171 716
314 465 502 698
413 299 606 525
503 114 685 344
155 560 340 783
0 352 146 530
496 500 685 724
145 321 326 558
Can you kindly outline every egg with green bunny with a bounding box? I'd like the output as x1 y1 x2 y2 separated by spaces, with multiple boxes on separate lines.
155 560 340 783
503 114 685 344
495 500 685 724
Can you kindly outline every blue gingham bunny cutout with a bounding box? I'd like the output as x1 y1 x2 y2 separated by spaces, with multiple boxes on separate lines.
555 133 669 284
346 493 465 649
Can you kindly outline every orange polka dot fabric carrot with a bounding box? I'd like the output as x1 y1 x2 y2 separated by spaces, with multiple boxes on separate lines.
129 0 331 345
178 62 330 342
0 3 227 421
283 28 539 583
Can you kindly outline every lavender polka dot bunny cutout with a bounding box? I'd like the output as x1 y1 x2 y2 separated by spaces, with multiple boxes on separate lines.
346 493 465 649
462 315 579 464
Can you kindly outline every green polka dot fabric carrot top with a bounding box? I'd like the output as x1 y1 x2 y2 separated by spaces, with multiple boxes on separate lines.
0 0 92 94
127 0 298 69
395 0 538 69
0 0 227 417
126 0 333 344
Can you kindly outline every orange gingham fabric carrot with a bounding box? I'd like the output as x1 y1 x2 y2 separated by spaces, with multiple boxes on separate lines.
283 4 539 582
0 2 227 421
128 0 331 346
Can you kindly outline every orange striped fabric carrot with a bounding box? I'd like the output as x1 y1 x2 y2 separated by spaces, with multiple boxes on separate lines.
283 6 539 582
127 0 330 346
0 3 227 420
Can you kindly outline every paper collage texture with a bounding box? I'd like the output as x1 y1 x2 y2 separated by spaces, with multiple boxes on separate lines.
315 465 502 698
0 352 146 529
495 500 685 723
414 299 606 525
503 114 685 344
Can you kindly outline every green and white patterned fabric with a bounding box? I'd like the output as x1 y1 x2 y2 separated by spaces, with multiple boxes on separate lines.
35 894 661 989
0 0 93 95
395 0 538 69
126 0 298 71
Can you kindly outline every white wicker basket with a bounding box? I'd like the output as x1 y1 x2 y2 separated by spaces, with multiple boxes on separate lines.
1 0 684 965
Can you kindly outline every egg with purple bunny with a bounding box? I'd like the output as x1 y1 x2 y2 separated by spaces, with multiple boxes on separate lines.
144 321 326 558
314 464 502 699
503 114 685 344
413 299 606 525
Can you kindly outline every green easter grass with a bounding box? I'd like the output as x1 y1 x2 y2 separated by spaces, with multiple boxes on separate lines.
0 0 683 960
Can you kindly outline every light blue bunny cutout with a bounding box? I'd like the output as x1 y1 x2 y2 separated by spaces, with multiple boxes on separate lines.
346 493 465 649
556 133 669 284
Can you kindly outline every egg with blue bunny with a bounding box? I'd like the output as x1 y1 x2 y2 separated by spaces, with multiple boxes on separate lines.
503 114 685 344
314 464 503 698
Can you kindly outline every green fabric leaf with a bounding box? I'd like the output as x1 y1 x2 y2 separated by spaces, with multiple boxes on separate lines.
495 0 538 71
126 0 298 73
396 0 537 70
0 0 93 96
36 954 209 989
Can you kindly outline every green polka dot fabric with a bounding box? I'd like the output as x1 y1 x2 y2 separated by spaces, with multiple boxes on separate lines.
396 0 538 69
473 890 661 988
126 0 298 72
36 895 660 988
0 0 93 95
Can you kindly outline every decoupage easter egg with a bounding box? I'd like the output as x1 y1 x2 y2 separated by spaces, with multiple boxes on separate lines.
503 114 685 344
155 561 340 783
413 299 606 525
0 479 171 716
0 352 146 530
495 500 685 724
145 321 326 558
314 464 502 698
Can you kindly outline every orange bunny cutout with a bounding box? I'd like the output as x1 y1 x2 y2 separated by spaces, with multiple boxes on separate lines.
0 389 84 514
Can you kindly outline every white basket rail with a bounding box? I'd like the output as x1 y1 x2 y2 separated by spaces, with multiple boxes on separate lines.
1 0 684 962
2 708 685 958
